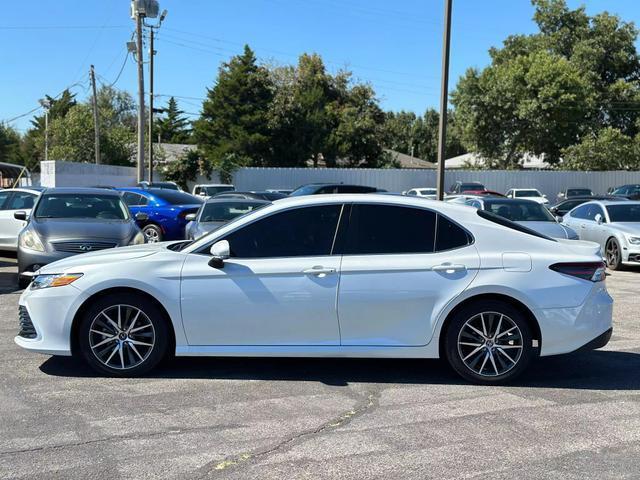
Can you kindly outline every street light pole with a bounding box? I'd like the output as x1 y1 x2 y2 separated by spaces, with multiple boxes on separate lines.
146 9 167 183
38 98 51 162
135 8 145 183
436 0 453 201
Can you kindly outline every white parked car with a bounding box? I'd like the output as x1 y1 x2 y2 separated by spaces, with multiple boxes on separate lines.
405 188 437 199
192 184 235 198
0 187 43 250
16 194 612 384
505 188 549 205
562 200 640 270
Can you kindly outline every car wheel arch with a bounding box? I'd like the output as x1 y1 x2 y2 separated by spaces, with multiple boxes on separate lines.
437 293 542 358
70 287 176 358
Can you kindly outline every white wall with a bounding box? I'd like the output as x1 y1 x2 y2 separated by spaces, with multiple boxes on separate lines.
39 161 138 188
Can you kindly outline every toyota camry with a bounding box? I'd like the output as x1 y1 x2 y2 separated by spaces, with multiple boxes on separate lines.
15 194 613 384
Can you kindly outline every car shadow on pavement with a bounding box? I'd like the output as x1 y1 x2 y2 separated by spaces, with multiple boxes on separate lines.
39 349 640 390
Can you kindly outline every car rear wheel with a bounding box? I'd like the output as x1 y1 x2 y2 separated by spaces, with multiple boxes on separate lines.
444 300 535 385
78 293 169 376
142 224 162 243
605 238 622 270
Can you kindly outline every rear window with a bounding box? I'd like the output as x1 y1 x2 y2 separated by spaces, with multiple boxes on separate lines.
200 202 265 223
435 215 472 251
152 190 204 205
477 209 555 241
567 189 592 197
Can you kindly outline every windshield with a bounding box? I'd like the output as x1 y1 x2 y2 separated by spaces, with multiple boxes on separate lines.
485 200 555 222
204 186 234 196
568 189 592 197
606 204 640 222
35 194 129 220
152 190 204 205
289 185 321 196
200 202 266 222
460 183 485 191
515 190 541 197
419 189 437 195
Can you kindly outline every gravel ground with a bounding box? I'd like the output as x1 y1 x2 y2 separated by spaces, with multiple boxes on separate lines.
0 254 638 479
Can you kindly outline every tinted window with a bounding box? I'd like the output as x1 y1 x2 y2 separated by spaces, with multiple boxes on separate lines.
343 204 436 255
567 189 592 197
559 199 583 211
123 192 148 206
289 185 323 196
224 205 342 258
570 204 590 219
7 192 36 210
152 190 203 205
337 185 377 193
0 191 10 210
35 194 129 220
477 210 555 241
204 186 234 196
606 204 640 222
436 214 472 251
514 190 541 198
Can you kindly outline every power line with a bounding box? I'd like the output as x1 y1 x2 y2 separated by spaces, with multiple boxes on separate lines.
98 52 130 88
0 25 129 30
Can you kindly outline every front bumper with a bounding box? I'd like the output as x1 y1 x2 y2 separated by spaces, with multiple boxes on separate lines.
14 284 87 356
622 247 640 264
535 282 614 356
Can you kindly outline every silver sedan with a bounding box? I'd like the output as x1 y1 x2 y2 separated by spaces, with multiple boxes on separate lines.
562 200 640 270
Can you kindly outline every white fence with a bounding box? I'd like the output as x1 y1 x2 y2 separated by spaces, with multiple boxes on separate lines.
232 168 640 199
37 161 640 199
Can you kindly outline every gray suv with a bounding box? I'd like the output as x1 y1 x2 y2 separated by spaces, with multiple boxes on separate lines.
16 188 147 288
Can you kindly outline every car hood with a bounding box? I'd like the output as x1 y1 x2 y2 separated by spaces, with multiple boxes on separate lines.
607 222 640 235
198 221 226 233
31 218 135 241
38 242 171 274
518 221 572 239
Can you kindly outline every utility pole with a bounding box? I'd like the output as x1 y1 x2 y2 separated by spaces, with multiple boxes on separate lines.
436 0 453 201
146 8 167 183
38 98 51 162
89 65 101 164
148 27 155 182
135 8 145 183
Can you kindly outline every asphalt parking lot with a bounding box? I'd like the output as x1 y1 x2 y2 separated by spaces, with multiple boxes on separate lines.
0 256 638 480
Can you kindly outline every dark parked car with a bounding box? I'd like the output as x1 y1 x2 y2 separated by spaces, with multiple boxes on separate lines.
118 188 203 242
138 181 181 191
289 183 383 196
609 184 640 200
214 191 287 201
556 188 593 203
185 198 269 239
449 181 486 194
16 188 146 287
549 195 627 218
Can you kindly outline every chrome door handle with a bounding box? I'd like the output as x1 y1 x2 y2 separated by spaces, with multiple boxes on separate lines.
432 263 466 272
303 266 336 276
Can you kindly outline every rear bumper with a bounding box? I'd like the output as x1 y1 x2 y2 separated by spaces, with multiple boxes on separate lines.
535 283 613 356
576 327 612 351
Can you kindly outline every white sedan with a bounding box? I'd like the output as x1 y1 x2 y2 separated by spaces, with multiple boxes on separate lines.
15 194 613 384
505 188 549 205
0 187 42 250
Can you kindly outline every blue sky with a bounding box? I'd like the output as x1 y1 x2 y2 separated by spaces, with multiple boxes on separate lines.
2 0 639 132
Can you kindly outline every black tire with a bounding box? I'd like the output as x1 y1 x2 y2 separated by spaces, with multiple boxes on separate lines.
142 224 163 243
444 300 536 385
78 293 169 377
605 237 623 271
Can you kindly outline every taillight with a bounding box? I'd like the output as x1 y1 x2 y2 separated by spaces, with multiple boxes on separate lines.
550 262 606 282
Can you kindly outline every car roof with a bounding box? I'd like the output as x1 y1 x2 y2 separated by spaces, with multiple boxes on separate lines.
481 197 540 204
590 199 640 206
197 184 234 187
41 187 121 196
204 198 269 204
1 186 44 193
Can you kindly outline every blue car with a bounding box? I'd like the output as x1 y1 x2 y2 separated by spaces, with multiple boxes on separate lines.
118 188 204 242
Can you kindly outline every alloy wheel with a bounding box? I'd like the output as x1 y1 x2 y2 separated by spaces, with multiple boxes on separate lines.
606 240 620 268
457 311 523 377
143 226 160 243
88 304 156 370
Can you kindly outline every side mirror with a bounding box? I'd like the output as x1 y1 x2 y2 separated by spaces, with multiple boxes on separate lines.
208 240 230 268
135 212 149 222
185 213 196 222
14 211 28 221
595 214 603 225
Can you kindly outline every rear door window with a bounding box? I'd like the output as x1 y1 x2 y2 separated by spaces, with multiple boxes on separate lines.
6 192 36 210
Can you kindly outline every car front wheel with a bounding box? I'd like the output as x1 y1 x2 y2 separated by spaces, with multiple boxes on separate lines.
605 238 622 270
78 293 169 376
444 300 535 385
142 224 163 243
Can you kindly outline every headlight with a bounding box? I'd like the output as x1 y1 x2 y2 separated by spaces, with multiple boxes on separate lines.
131 231 145 245
31 273 83 290
19 229 45 252
628 236 640 245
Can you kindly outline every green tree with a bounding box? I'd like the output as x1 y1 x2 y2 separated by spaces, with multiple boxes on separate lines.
193 45 274 171
48 86 135 165
156 97 191 143
562 127 640 170
451 0 640 168
162 149 213 190
0 124 23 165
